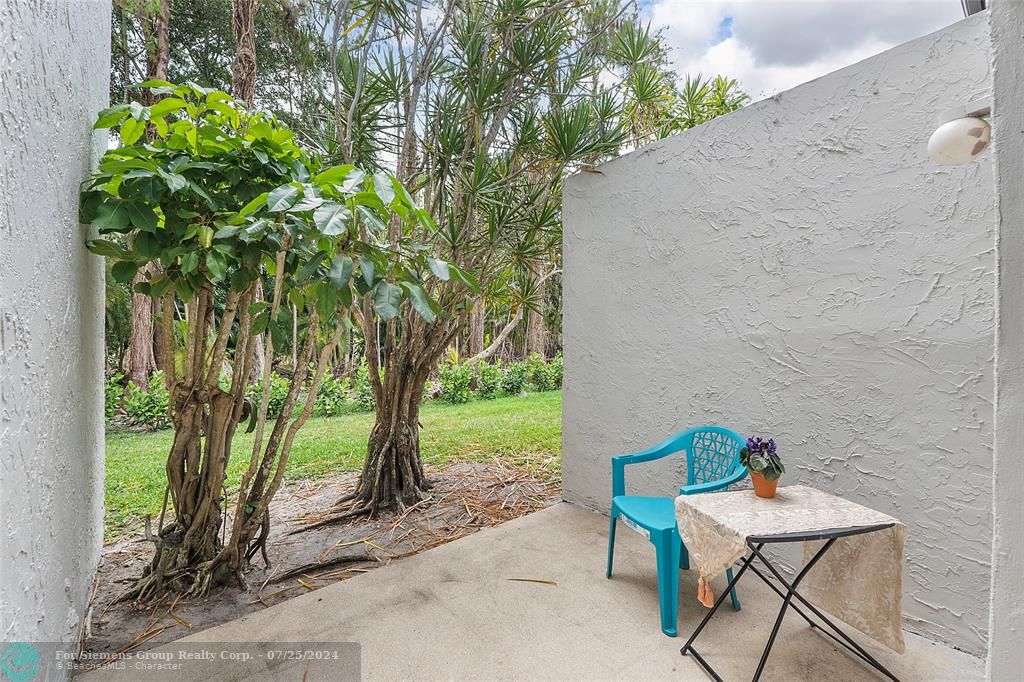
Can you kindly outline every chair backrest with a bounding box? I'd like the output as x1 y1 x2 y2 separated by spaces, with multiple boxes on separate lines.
684 426 745 487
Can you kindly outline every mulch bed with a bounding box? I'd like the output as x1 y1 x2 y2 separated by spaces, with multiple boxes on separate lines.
81 459 559 663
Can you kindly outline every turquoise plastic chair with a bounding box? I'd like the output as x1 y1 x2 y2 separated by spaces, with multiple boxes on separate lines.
606 426 747 636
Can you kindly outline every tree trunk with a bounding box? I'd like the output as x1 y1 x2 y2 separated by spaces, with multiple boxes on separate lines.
467 295 485 358
231 0 259 105
125 265 158 386
526 305 546 359
351 370 431 511
140 387 237 596
339 306 458 515
125 0 170 388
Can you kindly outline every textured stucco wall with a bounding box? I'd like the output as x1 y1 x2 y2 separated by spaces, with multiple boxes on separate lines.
563 15 993 655
0 0 110 653
987 1 1024 678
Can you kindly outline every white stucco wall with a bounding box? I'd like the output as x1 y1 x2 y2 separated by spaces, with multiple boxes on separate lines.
0 0 110 654
987 1 1024 678
563 15 994 655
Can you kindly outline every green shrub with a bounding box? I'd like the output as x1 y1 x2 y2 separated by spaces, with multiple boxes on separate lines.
104 372 125 421
476 361 505 400
314 373 352 417
524 353 547 390
103 372 123 419
525 353 564 392
502 361 529 395
438 361 473 404
547 353 564 389
122 371 171 429
352 360 376 411
247 372 290 417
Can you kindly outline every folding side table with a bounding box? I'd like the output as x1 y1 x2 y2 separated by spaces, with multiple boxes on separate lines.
675 486 906 682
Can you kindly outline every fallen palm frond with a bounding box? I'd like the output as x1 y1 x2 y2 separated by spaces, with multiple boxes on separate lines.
505 578 558 585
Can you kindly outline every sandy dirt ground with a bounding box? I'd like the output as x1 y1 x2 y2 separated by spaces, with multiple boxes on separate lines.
82 459 558 662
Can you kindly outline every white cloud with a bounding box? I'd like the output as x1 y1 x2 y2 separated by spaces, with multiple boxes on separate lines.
645 0 968 100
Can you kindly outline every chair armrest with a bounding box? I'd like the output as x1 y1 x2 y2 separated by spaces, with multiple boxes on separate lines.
678 467 748 496
611 435 683 498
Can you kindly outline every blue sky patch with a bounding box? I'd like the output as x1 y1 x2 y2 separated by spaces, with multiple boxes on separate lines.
711 16 734 46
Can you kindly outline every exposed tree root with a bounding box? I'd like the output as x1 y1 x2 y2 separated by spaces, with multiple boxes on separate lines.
267 554 369 584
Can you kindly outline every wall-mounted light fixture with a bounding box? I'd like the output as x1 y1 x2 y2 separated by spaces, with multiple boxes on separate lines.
928 100 991 166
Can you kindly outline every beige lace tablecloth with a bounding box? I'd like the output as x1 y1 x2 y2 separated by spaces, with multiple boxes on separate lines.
675 485 906 653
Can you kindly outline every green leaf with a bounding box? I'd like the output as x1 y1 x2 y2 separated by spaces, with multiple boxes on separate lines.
267 183 300 212
181 251 199 274
315 281 338 320
206 251 226 279
297 251 327 281
287 284 304 307
160 170 187 193
94 104 130 129
126 202 158 232
390 176 416 209
196 225 214 249
150 276 174 298
239 193 268 217
251 310 270 336
328 255 353 290
356 205 387 233
338 281 353 307
270 319 288 353
313 203 349 236
359 256 376 288
90 198 132 230
372 282 402 321
149 97 186 118
111 260 140 284
128 101 148 121
400 282 436 323
427 258 450 281
86 239 132 259
414 208 436 231
448 264 481 293
134 78 175 89
315 164 355 185
373 173 396 206
120 117 145 145
341 168 365 192
175 277 195 301
134 232 160 258
289 194 325 212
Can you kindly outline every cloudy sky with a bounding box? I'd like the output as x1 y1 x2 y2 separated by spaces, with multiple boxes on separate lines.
643 0 969 100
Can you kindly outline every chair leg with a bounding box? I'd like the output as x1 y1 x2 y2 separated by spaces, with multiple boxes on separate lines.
679 540 690 570
606 514 617 578
727 567 741 611
655 532 681 637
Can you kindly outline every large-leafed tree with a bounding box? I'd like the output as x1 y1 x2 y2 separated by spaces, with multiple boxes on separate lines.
307 0 748 520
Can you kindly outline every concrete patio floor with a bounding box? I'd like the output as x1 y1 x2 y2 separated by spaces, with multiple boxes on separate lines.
83 502 983 681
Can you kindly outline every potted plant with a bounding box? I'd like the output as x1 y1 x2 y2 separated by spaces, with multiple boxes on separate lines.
740 436 785 498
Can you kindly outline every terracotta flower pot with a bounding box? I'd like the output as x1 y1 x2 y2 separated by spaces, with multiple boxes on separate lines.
750 471 778 499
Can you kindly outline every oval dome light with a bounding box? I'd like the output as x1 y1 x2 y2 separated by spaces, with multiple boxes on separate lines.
928 116 991 165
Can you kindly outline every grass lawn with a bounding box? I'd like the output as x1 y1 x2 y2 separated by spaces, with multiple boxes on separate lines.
105 391 562 538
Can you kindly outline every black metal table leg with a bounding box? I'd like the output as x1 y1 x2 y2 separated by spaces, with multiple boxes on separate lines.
679 524 901 682
750 538 836 681
679 547 757 682
747 544 898 681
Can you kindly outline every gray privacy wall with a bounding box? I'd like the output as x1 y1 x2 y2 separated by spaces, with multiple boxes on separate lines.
0 0 110 652
563 15 993 655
